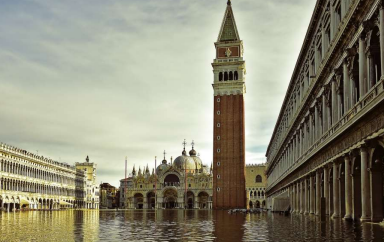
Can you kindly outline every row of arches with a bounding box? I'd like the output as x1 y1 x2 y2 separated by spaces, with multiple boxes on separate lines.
0 159 75 186
250 190 265 198
132 189 211 210
249 200 266 209
0 178 75 197
0 195 76 211
219 71 239 81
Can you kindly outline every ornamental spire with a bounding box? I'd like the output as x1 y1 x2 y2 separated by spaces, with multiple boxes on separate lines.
217 0 240 42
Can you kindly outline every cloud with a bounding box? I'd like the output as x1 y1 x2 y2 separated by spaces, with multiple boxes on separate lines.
0 0 316 187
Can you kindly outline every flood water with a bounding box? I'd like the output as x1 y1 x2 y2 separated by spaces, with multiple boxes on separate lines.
1 210 384 242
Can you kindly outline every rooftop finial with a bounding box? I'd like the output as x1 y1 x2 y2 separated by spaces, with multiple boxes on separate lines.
191 140 195 149
163 150 167 160
227 0 231 6
182 139 187 151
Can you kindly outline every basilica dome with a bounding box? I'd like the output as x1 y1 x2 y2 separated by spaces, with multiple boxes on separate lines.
173 149 203 171
156 159 169 174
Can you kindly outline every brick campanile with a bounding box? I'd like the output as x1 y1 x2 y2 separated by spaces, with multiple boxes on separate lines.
212 0 246 209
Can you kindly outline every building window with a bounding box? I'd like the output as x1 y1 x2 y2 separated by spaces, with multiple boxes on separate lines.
217 162 221 166
217 123 221 127
140 185 142 188
188 184 191 188
217 111 221 115
256 175 262 183
217 98 220 102
217 175 220 179
217 149 221 153
217 187 221 192
217 136 221 140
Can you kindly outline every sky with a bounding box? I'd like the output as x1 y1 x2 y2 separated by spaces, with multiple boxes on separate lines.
0 0 316 187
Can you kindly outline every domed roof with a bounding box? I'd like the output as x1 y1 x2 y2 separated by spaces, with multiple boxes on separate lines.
189 149 197 156
173 151 203 171
156 163 169 175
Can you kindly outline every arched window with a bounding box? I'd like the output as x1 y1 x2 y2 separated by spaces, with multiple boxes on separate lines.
234 71 238 80
229 71 233 80
224 72 228 81
219 72 223 81
256 175 262 183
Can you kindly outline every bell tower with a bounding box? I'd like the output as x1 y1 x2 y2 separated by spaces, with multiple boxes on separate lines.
212 0 246 209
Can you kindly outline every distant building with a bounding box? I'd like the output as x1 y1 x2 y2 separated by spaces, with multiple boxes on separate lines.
245 164 267 208
75 156 99 209
0 143 78 211
99 183 118 209
120 144 213 209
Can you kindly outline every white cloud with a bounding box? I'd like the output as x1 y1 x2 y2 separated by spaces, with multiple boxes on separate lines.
0 0 316 187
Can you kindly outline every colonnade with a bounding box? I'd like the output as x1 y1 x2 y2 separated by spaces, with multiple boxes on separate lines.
268 0 384 188
289 141 384 222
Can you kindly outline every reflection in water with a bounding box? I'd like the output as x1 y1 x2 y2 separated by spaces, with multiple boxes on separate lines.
1 211 384 241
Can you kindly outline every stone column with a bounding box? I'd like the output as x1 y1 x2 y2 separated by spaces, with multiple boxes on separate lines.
310 175 315 214
344 155 352 220
332 162 340 218
304 178 309 215
324 166 330 215
360 145 371 221
316 170 321 216
368 51 376 90
315 105 319 141
332 77 338 124
322 95 328 132
380 3 384 76
343 59 350 112
359 36 368 99
300 181 304 214
297 182 300 214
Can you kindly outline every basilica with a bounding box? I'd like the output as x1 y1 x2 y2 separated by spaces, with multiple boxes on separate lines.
119 142 267 210
120 144 213 209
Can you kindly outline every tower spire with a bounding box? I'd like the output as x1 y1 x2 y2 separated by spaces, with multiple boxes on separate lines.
217 0 240 42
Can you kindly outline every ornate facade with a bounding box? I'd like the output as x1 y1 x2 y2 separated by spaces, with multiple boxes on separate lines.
212 0 247 209
0 143 79 211
120 145 213 209
246 164 267 209
266 0 384 222
76 157 100 209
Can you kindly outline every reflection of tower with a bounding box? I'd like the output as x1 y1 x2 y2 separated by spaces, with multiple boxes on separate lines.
212 0 246 209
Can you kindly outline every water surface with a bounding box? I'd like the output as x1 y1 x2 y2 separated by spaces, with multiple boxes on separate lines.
1 210 384 241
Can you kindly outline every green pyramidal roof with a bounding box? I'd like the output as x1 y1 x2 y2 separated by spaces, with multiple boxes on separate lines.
217 2 240 42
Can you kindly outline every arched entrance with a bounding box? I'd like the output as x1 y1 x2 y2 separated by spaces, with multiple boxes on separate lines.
198 191 209 209
255 200 260 208
164 174 180 187
147 192 156 209
163 189 178 209
186 191 194 209
249 201 253 208
370 145 384 222
134 193 144 209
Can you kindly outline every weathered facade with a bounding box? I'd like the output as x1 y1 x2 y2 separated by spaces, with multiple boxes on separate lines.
99 183 118 209
266 0 384 222
212 0 247 209
76 156 100 209
120 145 213 209
0 143 80 211
246 164 267 209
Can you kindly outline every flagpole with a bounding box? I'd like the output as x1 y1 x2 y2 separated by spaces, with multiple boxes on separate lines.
125 156 127 209
155 156 157 210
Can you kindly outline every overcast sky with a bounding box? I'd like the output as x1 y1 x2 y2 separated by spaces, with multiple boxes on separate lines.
0 0 316 187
